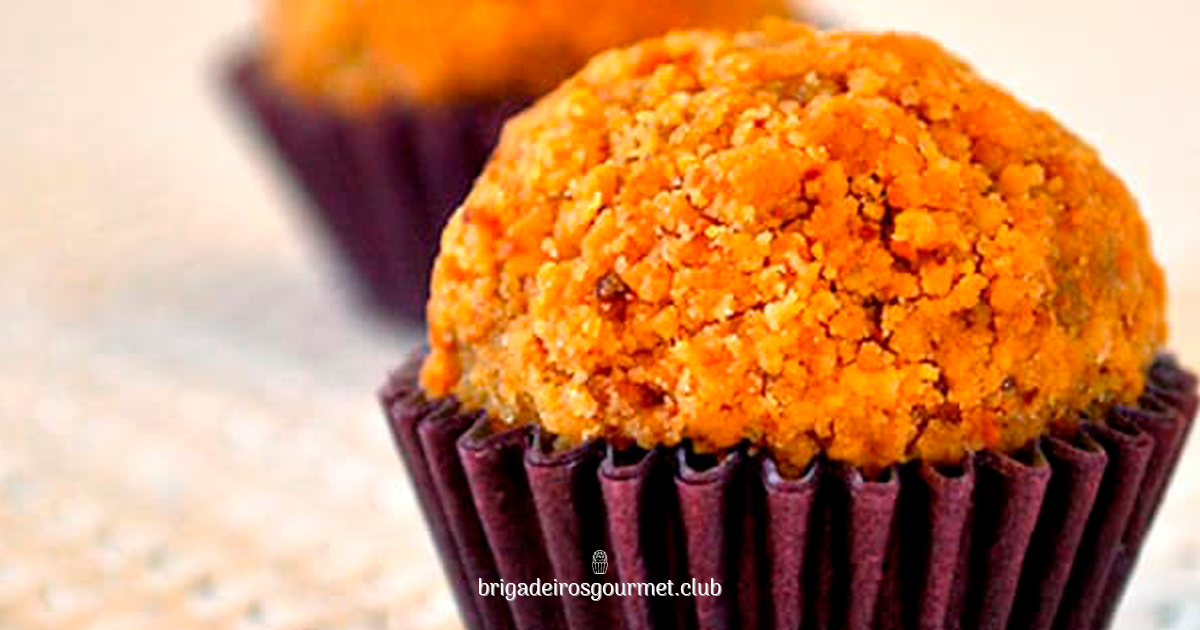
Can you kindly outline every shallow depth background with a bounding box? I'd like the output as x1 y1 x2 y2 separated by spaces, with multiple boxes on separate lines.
1 0 1198 628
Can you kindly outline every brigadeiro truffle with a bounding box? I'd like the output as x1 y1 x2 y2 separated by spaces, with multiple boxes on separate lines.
225 0 788 321
382 20 1197 630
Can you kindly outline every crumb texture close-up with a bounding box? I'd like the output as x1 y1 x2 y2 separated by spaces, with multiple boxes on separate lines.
421 20 1166 469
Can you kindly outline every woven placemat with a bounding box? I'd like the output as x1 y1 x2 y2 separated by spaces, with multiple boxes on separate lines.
0 404 460 630
0 295 459 630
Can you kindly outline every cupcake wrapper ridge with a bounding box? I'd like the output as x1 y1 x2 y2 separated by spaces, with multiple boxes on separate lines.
225 54 529 321
380 358 1197 630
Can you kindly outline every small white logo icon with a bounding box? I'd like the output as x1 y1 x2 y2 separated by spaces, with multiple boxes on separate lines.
592 550 608 575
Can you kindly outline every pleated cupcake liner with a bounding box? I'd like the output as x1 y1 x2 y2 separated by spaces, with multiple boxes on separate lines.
224 53 530 321
379 356 1197 630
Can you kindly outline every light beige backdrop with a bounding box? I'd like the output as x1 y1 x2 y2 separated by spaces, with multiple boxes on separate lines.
1 0 1197 628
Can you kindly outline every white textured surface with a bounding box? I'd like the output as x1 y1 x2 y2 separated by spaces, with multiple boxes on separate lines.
0 0 1197 628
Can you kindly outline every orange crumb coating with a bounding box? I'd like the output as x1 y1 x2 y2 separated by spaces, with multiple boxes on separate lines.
262 0 787 111
420 21 1167 469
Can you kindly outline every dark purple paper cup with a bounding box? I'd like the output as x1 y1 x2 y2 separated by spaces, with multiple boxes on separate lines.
224 54 530 321
380 356 1197 630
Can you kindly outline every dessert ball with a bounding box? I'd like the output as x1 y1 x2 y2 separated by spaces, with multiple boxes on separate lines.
422 20 1166 468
